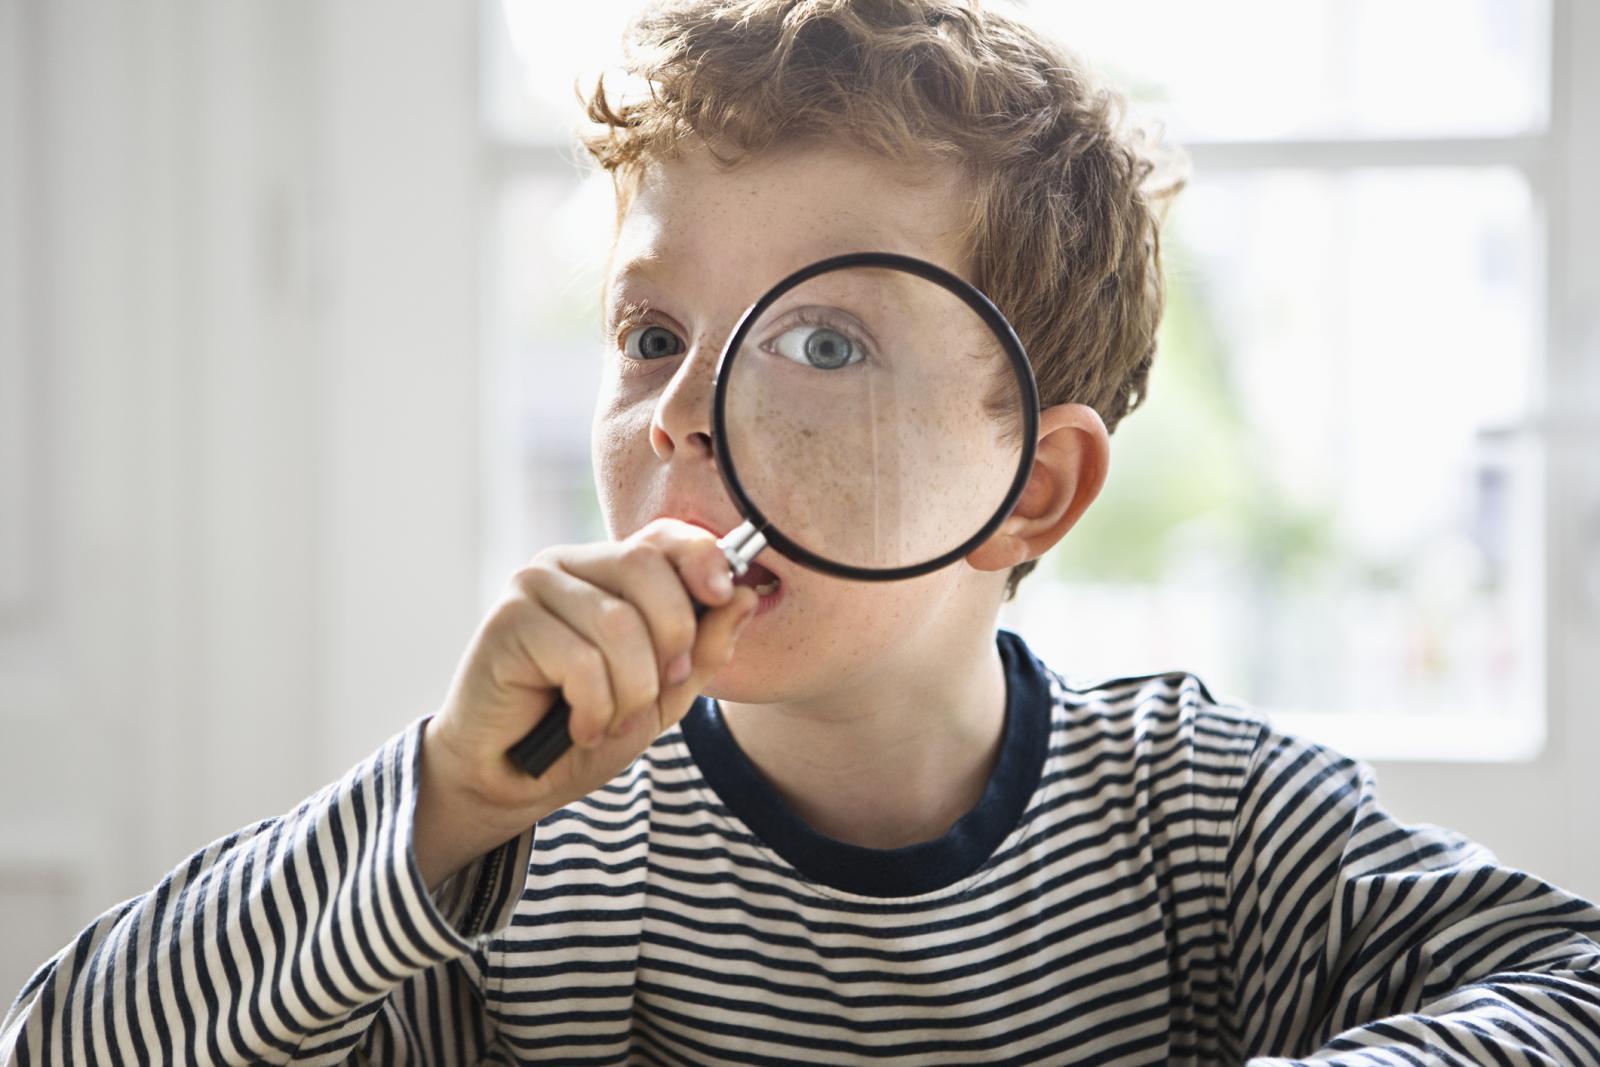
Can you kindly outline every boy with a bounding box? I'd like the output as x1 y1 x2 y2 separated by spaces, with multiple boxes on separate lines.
7 0 1600 1063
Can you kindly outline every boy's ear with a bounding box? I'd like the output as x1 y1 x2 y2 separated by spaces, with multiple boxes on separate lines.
965 402 1110 575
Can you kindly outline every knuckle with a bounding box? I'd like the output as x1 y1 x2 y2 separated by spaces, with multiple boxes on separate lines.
633 668 662 708
507 563 550 598
529 542 570 565
594 597 644 643
662 606 696 655
638 517 679 540
621 688 657 726
571 642 605 681
618 656 661 716
617 540 662 579
486 592 531 631
570 648 612 710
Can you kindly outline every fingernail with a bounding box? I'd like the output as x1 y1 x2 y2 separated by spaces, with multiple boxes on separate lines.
665 652 692 686
734 609 756 638
710 569 733 599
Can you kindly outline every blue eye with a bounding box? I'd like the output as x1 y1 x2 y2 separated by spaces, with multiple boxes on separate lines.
769 324 862 370
624 325 685 359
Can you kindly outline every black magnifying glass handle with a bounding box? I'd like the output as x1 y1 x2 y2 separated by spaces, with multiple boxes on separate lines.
505 522 767 779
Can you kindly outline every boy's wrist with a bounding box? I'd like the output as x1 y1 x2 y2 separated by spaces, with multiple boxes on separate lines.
413 720 544 892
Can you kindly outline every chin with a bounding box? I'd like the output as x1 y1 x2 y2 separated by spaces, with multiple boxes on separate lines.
700 630 867 707
700 645 823 706
700 662 777 706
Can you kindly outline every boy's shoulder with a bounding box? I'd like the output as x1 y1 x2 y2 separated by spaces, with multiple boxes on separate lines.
1040 650 1270 741
1034 648 1276 786
1033 648 1391 828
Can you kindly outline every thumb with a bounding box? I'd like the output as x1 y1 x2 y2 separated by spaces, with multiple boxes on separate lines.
658 586 759 726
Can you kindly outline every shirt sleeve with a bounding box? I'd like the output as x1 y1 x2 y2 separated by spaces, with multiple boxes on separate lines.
1226 727 1600 1066
0 715 533 1066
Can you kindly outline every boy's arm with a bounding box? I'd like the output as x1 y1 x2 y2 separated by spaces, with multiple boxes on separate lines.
0 715 532 1066
1225 728 1600 1066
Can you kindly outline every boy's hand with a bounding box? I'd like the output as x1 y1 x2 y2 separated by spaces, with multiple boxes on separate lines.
412 518 759 889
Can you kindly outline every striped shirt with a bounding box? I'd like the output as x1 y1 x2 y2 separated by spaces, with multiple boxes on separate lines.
5 629 1600 1065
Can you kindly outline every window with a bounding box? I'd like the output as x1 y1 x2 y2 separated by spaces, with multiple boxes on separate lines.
1002 1 1553 758
480 0 1562 759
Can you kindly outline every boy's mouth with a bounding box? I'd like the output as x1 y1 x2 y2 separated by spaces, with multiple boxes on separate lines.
733 559 780 598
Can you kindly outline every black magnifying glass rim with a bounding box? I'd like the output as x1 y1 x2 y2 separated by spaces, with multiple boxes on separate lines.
710 250 1041 583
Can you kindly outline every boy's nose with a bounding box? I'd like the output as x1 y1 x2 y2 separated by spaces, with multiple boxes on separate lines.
649 348 717 462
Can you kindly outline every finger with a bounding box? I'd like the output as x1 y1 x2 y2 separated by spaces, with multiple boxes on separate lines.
496 603 616 748
656 586 760 731
632 518 738 608
558 538 701 683
516 566 662 743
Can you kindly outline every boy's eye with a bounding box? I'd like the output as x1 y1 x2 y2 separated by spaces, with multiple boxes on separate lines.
623 324 685 360
767 325 862 370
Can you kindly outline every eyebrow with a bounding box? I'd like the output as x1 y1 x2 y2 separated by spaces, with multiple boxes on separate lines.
607 255 667 291
605 248 949 332
601 256 658 328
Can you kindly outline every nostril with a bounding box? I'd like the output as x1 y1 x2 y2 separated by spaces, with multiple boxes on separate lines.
649 363 716 459
649 420 675 460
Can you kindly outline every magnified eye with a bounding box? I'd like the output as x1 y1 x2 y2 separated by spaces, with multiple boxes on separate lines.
624 325 685 360
770 324 862 370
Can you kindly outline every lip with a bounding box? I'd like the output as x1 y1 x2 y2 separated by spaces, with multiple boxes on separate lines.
747 577 783 619
651 510 787 615
734 555 784 619
653 510 775 569
665 513 740 541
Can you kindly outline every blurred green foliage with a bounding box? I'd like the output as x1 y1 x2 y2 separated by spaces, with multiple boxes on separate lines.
1049 242 1342 588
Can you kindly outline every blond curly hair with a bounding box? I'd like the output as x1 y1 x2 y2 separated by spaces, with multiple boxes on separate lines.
579 0 1185 599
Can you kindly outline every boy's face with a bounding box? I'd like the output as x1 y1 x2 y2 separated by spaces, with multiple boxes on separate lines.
595 139 1006 703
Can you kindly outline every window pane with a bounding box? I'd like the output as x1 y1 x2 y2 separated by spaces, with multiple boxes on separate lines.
1026 0 1549 140
1004 168 1542 721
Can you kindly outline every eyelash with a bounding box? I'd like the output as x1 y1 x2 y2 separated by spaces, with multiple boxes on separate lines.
784 309 866 353
611 306 683 361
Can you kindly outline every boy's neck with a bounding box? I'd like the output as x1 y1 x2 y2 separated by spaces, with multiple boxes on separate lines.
715 625 1009 851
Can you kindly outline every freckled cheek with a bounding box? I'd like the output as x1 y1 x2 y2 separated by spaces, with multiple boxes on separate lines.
790 566 935 624
592 395 657 527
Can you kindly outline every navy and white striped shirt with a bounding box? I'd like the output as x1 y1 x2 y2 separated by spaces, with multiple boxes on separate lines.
5 630 1600 1064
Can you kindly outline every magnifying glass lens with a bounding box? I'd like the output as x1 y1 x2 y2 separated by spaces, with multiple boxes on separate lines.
508 256 1038 779
720 265 1030 572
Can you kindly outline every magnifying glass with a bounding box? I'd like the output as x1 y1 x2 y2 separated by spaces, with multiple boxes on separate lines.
507 251 1040 777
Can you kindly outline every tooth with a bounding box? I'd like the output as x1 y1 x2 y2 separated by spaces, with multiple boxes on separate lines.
753 580 778 596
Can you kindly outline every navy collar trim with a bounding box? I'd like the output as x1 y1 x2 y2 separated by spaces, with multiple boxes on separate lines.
680 629 1052 898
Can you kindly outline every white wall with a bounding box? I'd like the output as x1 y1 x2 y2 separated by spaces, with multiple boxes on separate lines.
0 0 480 998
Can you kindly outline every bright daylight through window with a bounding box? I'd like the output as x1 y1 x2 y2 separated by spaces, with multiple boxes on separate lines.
481 0 1553 760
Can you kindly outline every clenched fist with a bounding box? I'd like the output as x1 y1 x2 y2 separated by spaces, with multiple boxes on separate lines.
412 519 760 889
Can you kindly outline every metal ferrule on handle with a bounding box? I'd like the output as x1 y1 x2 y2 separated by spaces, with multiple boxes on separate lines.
505 521 768 778
718 519 767 579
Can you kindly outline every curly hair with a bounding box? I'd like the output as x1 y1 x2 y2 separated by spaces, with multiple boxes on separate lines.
578 0 1185 599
